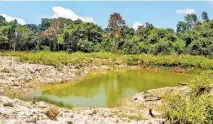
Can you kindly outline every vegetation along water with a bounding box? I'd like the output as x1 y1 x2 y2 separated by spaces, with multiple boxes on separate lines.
32 69 195 107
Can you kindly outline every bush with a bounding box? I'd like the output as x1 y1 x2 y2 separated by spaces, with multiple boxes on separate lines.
2 51 213 69
188 71 213 95
188 38 213 56
150 40 172 55
77 39 94 52
100 38 115 52
172 40 185 54
38 45 50 51
161 71 213 124
161 93 213 124
160 94 187 123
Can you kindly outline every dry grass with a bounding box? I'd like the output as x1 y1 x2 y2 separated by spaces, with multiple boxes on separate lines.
46 107 60 120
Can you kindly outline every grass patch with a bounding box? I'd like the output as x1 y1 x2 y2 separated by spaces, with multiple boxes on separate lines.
31 96 73 109
1 51 213 69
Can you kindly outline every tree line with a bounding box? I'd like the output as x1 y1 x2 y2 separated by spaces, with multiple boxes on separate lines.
0 11 213 57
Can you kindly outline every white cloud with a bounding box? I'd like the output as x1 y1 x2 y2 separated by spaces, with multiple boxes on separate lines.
36 15 50 19
176 8 196 14
156 26 160 28
52 6 95 23
133 22 143 30
209 0 213 4
0 13 25 25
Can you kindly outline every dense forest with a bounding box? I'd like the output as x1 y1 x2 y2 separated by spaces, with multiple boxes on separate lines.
0 11 213 57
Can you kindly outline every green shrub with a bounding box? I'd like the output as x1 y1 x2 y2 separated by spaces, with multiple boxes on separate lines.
161 71 213 124
2 51 213 70
32 96 73 109
160 94 187 123
188 71 213 95
161 94 213 124
77 39 94 52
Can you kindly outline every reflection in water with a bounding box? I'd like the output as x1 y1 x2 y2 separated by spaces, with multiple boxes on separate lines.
33 69 195 107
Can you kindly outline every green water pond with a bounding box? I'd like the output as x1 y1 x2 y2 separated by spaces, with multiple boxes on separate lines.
33 69 196 108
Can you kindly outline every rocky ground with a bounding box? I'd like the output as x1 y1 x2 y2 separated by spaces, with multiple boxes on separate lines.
0 56 110 97
0 95 164 124
0 56 91 86
0 56 166 124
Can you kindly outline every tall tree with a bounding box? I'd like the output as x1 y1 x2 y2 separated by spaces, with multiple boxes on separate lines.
176 21 188 33
201 11 209 21
41 19 62 51
107 12 126 50
25 24 38 34
107 12 126 38
0 15 6 27
38 18 53 31
184 14 198 29
16 25 35 50
63 22 103 52
7 20 19 50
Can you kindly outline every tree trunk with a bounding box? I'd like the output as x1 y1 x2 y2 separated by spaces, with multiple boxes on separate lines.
12 43 16 51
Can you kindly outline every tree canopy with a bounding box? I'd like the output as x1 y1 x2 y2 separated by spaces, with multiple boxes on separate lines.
0 11 213 57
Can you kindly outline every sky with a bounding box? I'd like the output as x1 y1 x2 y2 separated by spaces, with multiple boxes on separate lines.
0 1 212 30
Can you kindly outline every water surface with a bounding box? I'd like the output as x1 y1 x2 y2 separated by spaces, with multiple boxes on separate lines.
33 69 195 107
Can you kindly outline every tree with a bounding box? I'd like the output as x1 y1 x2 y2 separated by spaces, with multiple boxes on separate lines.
15 25 34 50
107 12 128 50
0 25 9 49
25 24 38 34
7 20 19 50
184 14 198 29
63 22 103 52
177 21 188 33
188 37 213 56
135 23 154 42
166 28 174 33
77 39 94 52
201 11 209 21
41 19 63 51
107 12 126 38
0 15 6 27
38 18 53 31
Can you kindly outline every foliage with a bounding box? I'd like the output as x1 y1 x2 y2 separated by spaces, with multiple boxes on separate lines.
107 12 126 38
161 93 213 124
63 22 103 52
77 39 94 52
188 71 213 95
2 51 213 70
0 11 212 57
201 11 209 21
161 71 213 124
